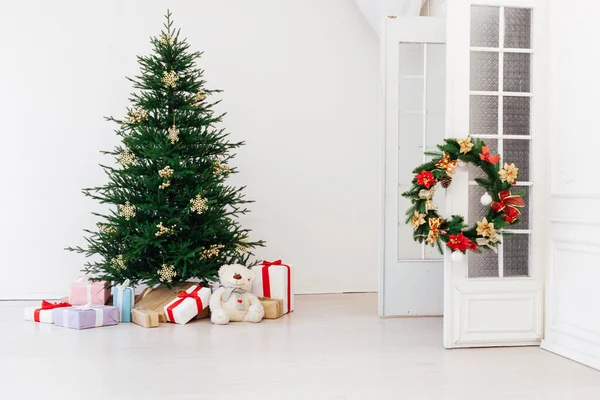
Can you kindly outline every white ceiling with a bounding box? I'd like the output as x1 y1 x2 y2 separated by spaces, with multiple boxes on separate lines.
354 0 426 35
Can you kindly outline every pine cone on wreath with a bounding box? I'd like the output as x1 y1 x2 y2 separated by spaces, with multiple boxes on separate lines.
440 175 452 188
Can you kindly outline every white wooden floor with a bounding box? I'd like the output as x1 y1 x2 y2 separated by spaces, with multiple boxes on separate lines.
2 294 599 399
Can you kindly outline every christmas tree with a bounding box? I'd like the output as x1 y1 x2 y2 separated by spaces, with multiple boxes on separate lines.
68 11 264 287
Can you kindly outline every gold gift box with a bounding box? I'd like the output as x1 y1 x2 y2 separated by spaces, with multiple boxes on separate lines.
259 297 285 319
132 308 160 328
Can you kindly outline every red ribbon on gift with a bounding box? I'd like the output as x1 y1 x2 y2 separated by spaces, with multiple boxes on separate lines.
34 300 71 322
166 286 204 323
261 260 292 314
491 190 525 218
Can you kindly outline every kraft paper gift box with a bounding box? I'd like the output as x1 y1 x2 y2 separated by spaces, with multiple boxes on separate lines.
131 308 160 328
259 297 285 319
135 282 210 323
252 260 294 314
69 276 110 306
53 305 119 330
112 280 135 323
24 300 71 324
164 285 211 325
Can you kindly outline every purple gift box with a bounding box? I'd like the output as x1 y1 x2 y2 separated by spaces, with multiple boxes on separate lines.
53 305 120 330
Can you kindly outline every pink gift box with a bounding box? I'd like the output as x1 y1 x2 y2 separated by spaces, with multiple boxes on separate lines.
69 276 110 306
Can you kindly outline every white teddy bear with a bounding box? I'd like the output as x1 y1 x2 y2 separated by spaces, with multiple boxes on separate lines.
209 264 265 325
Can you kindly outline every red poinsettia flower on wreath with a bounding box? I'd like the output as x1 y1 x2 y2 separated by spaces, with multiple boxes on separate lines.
446 232 478 253
415 170 436 189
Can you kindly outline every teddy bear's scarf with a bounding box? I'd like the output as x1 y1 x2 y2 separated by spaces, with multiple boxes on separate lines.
221 287 245 301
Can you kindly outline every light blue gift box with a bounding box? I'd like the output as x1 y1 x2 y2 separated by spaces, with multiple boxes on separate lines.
112 280 135 323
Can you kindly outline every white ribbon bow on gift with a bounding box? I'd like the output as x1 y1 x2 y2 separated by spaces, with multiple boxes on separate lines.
74 303 104 327
114 279 135 309
418 188 437 211
75 276 93 304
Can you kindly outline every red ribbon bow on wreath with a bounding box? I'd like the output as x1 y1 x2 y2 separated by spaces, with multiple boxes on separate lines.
491 190 525 223
479 146 500 164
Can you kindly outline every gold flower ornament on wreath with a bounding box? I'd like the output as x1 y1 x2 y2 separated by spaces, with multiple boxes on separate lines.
402 136 525 262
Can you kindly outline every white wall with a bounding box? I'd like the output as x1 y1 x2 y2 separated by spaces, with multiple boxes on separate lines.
542 0 600 370
0 0 380 299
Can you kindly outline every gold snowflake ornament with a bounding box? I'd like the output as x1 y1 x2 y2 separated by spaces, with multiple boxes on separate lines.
158 264 177 283
111 254 126 270
119 201 136 220
162 70 178 88
118 149 135 168
499 163 519 184
190 194 209 214
476 217 496 238
167 125 180 144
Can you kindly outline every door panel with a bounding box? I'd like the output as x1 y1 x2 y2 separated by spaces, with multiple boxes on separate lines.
444 0 548 347
380 17 446 317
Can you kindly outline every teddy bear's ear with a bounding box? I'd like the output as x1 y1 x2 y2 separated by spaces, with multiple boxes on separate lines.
218 265 228 279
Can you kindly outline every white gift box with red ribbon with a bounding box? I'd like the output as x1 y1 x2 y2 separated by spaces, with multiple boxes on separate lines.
163 285 211 325
251 260 294 314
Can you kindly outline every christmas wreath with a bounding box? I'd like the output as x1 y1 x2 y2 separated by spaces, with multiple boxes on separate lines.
402 136 525 259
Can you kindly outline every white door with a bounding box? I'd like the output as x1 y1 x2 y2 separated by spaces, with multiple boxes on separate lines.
444 0 549 347
380 17 446 317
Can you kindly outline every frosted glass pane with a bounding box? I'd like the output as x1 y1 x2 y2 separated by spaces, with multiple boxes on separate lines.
503 139 530 182
399 78 424 112
506 186 530 230
470 95 498 136
503 234 530 277
398 114 423 185
504 53 531 92
471 6 500 47
468 139 498 180
504 8 532 49
471 52 499 91
398 184 424 260
503 97 530 136
468 186 499 278
399 43 424 76
469 250 499 278
425 113 444 154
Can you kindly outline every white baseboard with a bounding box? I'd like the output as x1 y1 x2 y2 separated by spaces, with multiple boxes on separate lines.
541 340 600 371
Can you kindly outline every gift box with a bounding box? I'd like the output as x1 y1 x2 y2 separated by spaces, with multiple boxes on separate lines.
135 282 210 323
164 285 211 325
24 300 71 324
69 276 110 306
132 308 160 328
112 280 135 323
53 305 119 330
259 297 285 319
252 260 294 314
